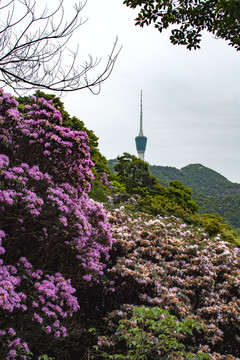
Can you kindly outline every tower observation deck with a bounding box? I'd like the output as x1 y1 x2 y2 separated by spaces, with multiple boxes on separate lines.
135 90 147 160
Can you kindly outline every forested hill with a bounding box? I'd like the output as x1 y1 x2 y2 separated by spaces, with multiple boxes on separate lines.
149 163 240 228
149 163 240 196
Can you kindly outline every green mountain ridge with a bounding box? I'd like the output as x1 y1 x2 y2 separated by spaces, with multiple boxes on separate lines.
150 163 240 194
148 163 240 228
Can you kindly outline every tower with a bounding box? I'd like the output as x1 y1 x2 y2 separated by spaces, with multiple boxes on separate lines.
135 90 147 160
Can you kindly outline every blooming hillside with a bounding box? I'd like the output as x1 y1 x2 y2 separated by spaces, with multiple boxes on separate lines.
99 206 240 359
1 88 240 359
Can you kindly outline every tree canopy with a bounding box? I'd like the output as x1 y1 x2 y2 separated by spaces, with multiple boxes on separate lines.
123 0 240 50
114 153 159 194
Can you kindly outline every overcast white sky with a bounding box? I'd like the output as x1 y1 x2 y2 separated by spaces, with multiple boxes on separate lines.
50 1 240 183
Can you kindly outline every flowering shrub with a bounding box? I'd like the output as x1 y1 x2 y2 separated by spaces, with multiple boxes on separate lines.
102 207 240 359
0 89 113 358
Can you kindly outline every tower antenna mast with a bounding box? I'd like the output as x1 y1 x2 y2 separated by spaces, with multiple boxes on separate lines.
139 90 143 136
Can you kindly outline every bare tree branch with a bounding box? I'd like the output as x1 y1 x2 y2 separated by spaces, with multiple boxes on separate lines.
0 0 121 94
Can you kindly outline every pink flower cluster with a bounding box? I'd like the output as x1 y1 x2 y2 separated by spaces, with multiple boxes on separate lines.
0 259 26 312
0 328 30 360
16 257 79 338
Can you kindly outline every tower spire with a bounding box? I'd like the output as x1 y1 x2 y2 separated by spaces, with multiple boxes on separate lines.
135 90 147 160
139 90 143 136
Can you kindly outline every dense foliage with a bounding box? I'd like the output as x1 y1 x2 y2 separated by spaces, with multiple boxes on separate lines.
97 306 209 359
114 153 159 195
123 0 240 50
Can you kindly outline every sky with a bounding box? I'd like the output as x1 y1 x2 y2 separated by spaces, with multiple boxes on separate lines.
10 0 240 183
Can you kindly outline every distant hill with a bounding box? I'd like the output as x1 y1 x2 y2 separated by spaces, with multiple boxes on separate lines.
108 159 240 229
149 163 240 228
